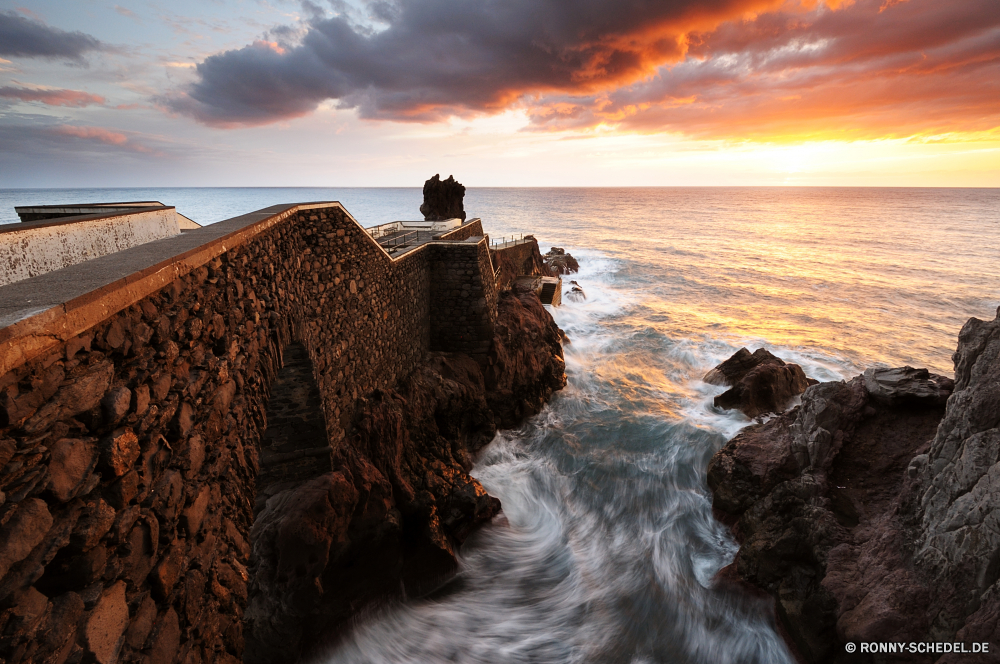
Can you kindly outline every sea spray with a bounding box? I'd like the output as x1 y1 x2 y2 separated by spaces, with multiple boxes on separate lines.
323 253 796 663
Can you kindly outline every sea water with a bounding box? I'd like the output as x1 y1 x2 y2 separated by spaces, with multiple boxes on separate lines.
2 187 998 662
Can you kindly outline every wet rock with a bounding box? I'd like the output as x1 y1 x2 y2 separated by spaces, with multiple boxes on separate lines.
419 174 466 221
244 472 359 664
543 247 580 275
486 290 567 427
565 280 586 302
706 348 816 418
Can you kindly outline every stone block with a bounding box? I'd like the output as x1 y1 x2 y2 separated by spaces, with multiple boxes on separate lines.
150 539 186 600
182 486 211 538
132 385 151 416
107 470 140 509
47 438 98 502
141 607 180 664
84 581 129 664
23 361 114 434
71 499 116 551
102 387 132 423
125 594 157 649
100 428 141 477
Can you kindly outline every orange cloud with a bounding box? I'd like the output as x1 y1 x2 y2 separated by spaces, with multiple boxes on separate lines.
525 0 1000 141
0 86 105 107
53 125 162 155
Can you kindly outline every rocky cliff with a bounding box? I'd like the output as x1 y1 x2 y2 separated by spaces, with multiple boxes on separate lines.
708 309 999 663
244 289 566 663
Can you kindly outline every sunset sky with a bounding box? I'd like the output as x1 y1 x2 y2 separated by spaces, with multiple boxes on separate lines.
0 0 997 187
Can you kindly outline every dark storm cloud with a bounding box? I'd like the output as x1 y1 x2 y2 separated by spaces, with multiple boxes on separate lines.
0 11 105 60
165 0 782 126
165 0 1000 139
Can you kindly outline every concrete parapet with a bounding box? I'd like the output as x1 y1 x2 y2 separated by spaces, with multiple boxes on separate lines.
0 207 183 288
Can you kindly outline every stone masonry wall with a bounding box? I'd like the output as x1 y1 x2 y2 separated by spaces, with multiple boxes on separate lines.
428 239 498 355
491 238 547 291
0 203 477 664
434 219 483 243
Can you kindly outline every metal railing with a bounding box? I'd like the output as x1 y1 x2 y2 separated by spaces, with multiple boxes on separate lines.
490 233 526 249
366 222 403 241
378 230 419 253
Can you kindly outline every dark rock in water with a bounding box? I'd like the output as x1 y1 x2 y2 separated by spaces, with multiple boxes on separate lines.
544 246 579 275
706 310 1000 663
420 174 466 221
705 348 815 418
565 281 586 302
246 289 566 663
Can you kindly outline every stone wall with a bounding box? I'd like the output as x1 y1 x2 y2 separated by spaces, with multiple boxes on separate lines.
491 238 549 290
428 239 498 355
434 219 483 242
0 202 504 664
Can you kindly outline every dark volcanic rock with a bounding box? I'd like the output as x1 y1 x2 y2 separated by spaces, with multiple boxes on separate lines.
566 281 586 302
706 348 816 418
544 247 580 275
420 174 466 221
863 366 954 406
708 309 1000 663
245 290 566 663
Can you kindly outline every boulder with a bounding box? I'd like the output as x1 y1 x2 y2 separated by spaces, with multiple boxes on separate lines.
862 366 954 406
565 284 586 302
543 247 579 275
705 348 816 418
419 174 466 221
704 308 1000 661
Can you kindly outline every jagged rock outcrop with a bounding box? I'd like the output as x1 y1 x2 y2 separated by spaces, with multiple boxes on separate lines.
708 311 1000 663
565 281 586 302
705 348 817 418
544 247 579 275
420 174 466 222
245 291 566 663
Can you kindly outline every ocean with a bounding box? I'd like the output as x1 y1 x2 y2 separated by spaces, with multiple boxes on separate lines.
2 187 998 663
